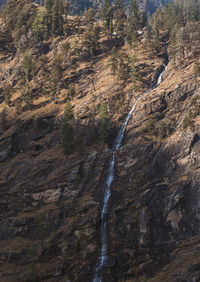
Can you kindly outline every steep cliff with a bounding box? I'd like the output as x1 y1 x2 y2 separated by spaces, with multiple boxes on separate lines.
1 1 200 281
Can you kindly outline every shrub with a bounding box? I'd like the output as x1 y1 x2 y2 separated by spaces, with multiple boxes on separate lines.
67 84 76 100
145 116 156 134
182 115 191 128
193 62 200 77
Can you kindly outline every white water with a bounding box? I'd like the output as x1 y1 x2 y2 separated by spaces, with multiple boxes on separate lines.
93 64 168 282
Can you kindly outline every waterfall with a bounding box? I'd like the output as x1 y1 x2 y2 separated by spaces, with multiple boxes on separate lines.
93 63 168 282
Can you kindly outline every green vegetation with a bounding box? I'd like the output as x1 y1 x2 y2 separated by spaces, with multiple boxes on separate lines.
182 115 191 129
182 95 200 128
110 49 141 86
145 116 156 134
150 0 200 65
22 51 34 82
51 55 63 102
98 103 110 142
61 101 74 154
102 0 113 36
129 53 140 89
113 0 126 38
67 84 76 100
194 62 200 77
82 23 100 57
32 7 48 41
1 0 200 151
110 47 118 76
22 86 31 110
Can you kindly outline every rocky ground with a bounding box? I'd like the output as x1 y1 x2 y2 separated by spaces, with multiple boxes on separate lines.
0 23 200 282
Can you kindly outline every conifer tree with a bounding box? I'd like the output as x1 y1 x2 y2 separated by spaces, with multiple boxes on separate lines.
102 0 113 37
118 52 130 81
45 0 54 35
131 0 139 27
23 86 31 110
22 51 34 82
110 47 118 76
83 9 100 58
61 101 74 154
113 0 126 38
45 0 64 36
126 0 140 47
51 1 59 36
57 0 64 34
85 8 95 29
102 0 111 29
32 7 48 41
51 56 63 101
98 102 110 142
130 53 139 88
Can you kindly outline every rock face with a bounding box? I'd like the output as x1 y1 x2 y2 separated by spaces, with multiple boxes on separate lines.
101 63 200 281
0 21 200 282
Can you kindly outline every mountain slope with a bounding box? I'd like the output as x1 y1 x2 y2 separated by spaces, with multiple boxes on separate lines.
1 0 200 281
69 0 170 15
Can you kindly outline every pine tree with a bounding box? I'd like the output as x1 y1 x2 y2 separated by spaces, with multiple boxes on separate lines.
57 0 64 34
83 23 100 57
110 47 118 76
131 0 139 26
102 0 113 37
126 0 140 47
23 86 31 110
118 52 130 81
51 1 59 36
22 51 34 82
102 0 111 30
32 7 48 41
85 8 95 29
51 56 63 101
130 53 139 88
45 0 54 13
98 103 110 142
45 0 54 35
151 22 161 54
113 0 126 38
61 101 74 154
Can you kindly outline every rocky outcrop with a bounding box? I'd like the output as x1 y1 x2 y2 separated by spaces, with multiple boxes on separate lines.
99 64 200 281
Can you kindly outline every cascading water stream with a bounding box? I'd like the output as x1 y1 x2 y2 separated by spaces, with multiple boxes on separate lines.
93 63 168 282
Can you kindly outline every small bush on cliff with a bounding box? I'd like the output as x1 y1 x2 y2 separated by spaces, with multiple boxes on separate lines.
193 62 200 77
145 116 156 134
182 115 191 128
67 84 76 100
61 101 74 154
